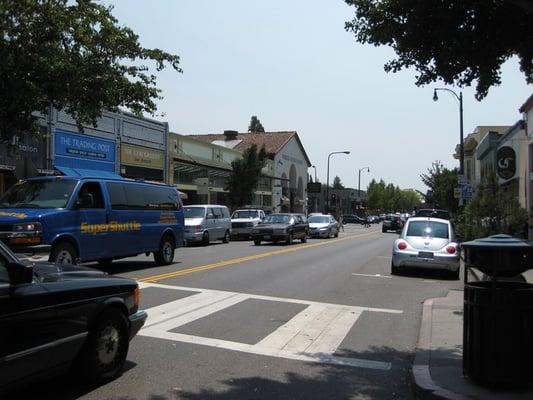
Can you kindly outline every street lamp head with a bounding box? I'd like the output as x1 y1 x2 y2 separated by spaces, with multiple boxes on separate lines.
433 89 439 102
343 151 350 154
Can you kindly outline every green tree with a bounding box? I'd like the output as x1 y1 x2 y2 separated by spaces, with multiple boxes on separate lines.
420 161 458 214
0 0 181 140
366 179 420 212
225 144 268 208
332 175 344 189
344 0 532 100
248 115 265 132
457 173 528 240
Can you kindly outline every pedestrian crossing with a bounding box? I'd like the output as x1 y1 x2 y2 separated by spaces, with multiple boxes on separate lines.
138 282 403 370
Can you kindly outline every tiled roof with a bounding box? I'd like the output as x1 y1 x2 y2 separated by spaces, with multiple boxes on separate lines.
187 131 311 165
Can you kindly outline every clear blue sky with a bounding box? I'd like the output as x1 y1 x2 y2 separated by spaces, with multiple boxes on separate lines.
107 0 531 192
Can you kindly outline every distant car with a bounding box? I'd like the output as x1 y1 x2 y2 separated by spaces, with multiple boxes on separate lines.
382 214 403 233
184 205 231 245
0 240 146 391
308 214 339 238
341 214 364 224
414 209 451 220
251 213 308 245
391 217 460 279
231 209 266 239
368 215 380 224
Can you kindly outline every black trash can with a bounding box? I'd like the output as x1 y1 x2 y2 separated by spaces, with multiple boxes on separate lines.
463 280 533 386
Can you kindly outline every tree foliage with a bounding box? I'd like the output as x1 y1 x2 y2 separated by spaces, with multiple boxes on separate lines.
420 161 458 214
344 0 533 100
366 178 421 212
225 144 268 208
332 175 345 189
248 115 265 133
0 0 181 140
457 173 528 240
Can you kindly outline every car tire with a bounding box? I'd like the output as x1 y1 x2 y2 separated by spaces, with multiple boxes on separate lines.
50 241 78 265
97 258 113 267
391 261 400 275
222 230 230 244
202 231 210 246
286 232 293 245
382 228 387 233
327 229 331 238
77 308 129 384
254 239 261 246
154 235 175 266
301 235 307 243
334 230 339 238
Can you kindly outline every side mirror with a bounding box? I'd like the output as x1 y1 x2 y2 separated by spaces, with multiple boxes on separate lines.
7 262 34 285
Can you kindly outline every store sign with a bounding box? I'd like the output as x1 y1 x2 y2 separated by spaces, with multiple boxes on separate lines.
0 131 47 170
121 143 164 170
497 146 516 180
54 130 116 172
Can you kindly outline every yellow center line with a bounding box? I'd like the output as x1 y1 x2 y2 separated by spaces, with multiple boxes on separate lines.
137 229 381 283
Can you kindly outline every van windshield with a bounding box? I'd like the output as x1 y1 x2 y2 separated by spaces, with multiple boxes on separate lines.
0 179 77 209
184 207 205 218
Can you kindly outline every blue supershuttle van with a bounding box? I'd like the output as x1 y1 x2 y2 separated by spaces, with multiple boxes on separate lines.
0 168 184 266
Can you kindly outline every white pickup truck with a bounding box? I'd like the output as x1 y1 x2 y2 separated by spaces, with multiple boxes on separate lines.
230 209 266 239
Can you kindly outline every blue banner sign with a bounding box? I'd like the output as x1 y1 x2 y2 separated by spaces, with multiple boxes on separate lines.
54 130 116 172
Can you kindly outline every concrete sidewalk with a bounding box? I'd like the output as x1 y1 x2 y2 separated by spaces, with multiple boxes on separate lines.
412 289 533 399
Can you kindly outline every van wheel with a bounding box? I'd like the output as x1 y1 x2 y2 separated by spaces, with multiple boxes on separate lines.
77 308 129 384
202 232 210 246
301 235 307 243
286 232 293 245
222 230 230 243
50 242 78 265
154 235 175 266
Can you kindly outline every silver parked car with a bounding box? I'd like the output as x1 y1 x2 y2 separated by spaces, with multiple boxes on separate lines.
184 205 231 245
391 217 460 279
308 214 339 238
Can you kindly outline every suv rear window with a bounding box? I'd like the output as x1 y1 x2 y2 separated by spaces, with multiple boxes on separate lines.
407 221 449 239
415 209 451 219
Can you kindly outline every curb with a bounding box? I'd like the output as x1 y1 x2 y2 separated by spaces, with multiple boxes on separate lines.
411 296 474 400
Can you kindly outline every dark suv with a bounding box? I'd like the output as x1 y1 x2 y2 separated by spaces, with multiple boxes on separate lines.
382 214 403 233
0 241 146 392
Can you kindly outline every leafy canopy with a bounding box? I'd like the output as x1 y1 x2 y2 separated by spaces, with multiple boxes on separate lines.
420 161 458 214
332 176 345 189
0 0 181 140
225 144 268 208
248 115 265 133
367 178 421 212
345 0 532 100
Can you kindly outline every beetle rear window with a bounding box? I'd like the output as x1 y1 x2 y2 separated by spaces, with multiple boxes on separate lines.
406 221 449 239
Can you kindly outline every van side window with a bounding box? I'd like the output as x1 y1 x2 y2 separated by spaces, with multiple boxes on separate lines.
78 182 104 209
222 208 230 218
213 208 223 218
107 183 128 209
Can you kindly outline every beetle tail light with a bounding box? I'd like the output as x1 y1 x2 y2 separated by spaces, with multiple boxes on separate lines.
397 241 407 250
446 245 456 254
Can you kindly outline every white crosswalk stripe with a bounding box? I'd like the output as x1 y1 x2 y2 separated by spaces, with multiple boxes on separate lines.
139 282 402 370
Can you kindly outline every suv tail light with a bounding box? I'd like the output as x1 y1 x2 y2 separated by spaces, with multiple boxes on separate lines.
397 241 407 250
446 245 456 254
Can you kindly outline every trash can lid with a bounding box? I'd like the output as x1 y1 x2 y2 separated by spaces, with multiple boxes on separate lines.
462 234 532 250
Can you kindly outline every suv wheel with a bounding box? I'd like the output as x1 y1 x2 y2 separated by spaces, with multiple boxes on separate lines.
222 230 230 243
286 232 293 245
78 308 129 384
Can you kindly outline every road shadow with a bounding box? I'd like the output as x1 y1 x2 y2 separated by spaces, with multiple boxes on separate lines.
394 267 461 281
91 260 182 275
3 361 137 400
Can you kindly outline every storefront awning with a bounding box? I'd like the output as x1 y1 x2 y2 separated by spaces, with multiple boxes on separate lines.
55 166 124 180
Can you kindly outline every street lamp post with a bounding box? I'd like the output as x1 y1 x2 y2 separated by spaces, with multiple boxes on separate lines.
433 88 464 175
311 165 317 182
326 151 350 212
311 165 318 212
358 167 370 209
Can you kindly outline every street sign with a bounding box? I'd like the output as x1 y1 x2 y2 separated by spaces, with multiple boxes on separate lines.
457 174 467 185
462 184 474 200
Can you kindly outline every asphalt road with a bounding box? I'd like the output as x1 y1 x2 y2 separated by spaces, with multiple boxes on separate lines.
11 224 463 400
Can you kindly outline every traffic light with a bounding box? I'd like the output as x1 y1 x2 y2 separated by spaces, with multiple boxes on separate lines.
331 193 337 204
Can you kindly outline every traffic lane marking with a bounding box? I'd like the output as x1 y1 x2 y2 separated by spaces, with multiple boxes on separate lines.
137 230 382 283
351 273 392 279
139 282 401 370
